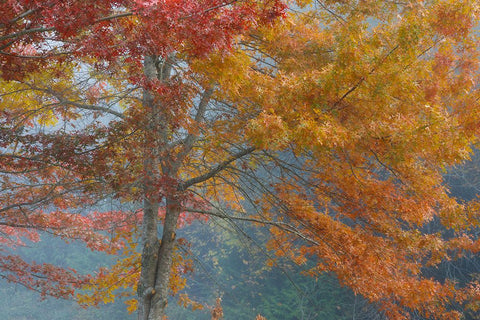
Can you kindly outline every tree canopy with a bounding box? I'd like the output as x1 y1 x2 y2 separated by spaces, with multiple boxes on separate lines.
1 1 480 319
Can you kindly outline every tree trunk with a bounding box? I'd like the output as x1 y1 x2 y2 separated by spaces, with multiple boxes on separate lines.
148 197 181 319
137 56 174 320
137 54 179 319
137 196 180 320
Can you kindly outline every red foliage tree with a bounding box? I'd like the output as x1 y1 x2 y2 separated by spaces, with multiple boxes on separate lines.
0 0 285 319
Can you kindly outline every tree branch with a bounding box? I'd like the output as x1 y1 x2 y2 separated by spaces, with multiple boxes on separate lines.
179 147 255 190
0 26 54 43
173 87 213 170
184 207 320 246
332 45 399 109
60 100 125 119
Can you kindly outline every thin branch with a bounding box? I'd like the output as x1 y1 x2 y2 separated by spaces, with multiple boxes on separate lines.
184 207 320 246
0 26 54 43
7 9 38 25
0 49 74 59
21 83 126 119
60 100 125 119
94 12 133 23
180 147 255 190
315 0 347 24
332 45 399 109
179 0 239 20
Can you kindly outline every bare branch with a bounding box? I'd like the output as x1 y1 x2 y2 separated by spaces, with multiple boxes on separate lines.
184 207 320 246
180 147 255 190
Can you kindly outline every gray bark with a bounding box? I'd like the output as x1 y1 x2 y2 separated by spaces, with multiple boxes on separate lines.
137 54 179 320
149 197 181 319
138 197 180 320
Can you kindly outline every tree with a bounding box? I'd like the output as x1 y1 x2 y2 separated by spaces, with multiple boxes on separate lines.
240 1 480 319
1 1 480 320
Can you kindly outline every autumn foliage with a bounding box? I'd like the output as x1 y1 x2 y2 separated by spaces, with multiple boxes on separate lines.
1 0 480 319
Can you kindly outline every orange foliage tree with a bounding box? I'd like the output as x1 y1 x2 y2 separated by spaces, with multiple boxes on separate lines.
1 0 480 319
240 1 480 319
